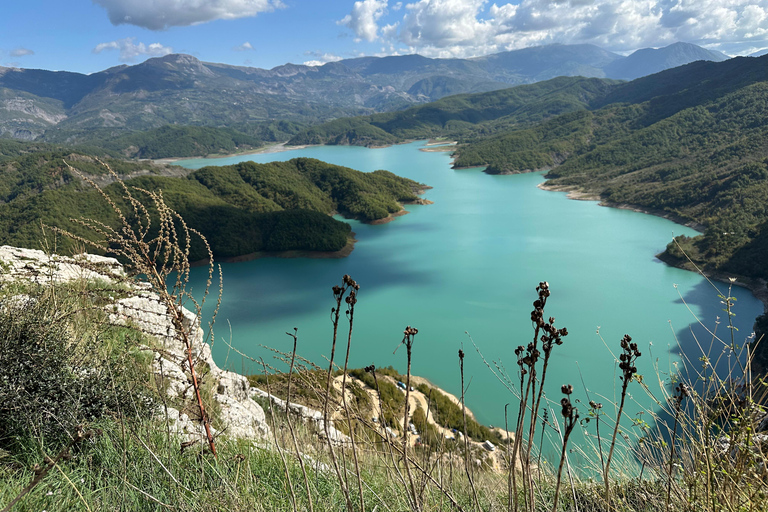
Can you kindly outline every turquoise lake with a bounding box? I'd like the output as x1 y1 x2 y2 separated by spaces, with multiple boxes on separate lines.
176 141 763 466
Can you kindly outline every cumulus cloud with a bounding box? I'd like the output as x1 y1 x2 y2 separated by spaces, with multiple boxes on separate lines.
338 0 388 42
234 41 254 51
369 0 768 58
10 47 34 58
399 0 493 49
93 0 284 30
303 51 343 66
93 38 173 62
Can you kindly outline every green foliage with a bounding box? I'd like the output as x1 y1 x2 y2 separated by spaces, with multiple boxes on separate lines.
0 286 155 456
415 383 503 444
0 153 423 259
411 406 442 448
288 117 399 146
101 125 262 159
0 139 62 161
348 368 404 429
454 110 593 171
288 76 616 146
236 120 308 142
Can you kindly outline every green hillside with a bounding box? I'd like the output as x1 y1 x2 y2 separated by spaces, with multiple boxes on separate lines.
442 56 768 352
288 76 617 146
100 125 262 159
0 152 424 261
455 69 768 282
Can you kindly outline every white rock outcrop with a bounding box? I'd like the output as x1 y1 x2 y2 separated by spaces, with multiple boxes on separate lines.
251 388 350 446
0 245 270 442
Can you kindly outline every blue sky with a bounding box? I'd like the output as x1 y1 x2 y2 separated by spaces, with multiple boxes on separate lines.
2 0 767 74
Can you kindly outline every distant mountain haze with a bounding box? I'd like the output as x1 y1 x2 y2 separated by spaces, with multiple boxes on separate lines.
603 42 729 80
0 42 734 143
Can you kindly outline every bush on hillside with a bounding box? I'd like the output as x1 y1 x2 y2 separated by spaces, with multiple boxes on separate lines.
0 289 155 455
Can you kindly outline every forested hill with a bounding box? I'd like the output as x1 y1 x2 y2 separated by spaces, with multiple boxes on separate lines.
287 76 618 146
96 125 261 159
452 55 768 284
290 55 768 283
457 55 768 357
288 56 768 153
0 152 425 261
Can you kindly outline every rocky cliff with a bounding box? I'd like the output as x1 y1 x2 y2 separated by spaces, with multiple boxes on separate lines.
0 245 348 447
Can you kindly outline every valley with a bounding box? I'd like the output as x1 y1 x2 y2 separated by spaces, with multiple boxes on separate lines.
3 2 768 508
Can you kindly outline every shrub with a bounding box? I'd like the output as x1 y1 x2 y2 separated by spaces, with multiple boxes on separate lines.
0 288 155 456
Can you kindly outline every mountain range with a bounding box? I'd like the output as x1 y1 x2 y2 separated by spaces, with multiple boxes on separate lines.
0 42 727 144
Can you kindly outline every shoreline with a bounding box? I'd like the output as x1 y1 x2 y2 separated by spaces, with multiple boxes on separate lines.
419 141 457 152
152 142 319 165
537 182 706 232
537 181 767 311
155 139 455 165
190 234 357 267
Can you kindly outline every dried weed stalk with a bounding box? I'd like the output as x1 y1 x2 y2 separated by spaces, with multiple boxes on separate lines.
54 158 221 457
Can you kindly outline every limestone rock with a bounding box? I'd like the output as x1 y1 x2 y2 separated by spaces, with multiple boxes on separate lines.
0 245 271 443
251 388 350 446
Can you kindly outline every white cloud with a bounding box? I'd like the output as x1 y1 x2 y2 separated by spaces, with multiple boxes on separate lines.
303 52 343 66
234 41 254 51
371 0 768 57
10 47 34 57
93 0 284 30
338 0 388 42
399 0 493 49
381 22 399 39
93 38 174 62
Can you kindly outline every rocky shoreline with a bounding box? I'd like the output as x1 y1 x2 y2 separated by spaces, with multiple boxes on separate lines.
152 142 319 165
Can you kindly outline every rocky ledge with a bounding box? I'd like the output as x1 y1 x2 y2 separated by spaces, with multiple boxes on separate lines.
0 245 349 447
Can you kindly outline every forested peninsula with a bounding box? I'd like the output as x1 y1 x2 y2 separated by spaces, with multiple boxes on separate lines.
0 148 427 262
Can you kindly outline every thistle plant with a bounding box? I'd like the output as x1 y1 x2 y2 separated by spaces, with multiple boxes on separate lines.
459 348 481 512
400 325 420 511
339 276 365 512
587 399 605 470
604 334 641 508
509 282 568 512
553 384 579 512
322 275 357 512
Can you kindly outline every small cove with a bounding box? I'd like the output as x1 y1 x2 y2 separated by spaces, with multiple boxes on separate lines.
176 141 763 468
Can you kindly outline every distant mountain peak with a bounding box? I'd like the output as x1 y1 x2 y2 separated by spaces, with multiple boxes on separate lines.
138 53 214 77
155 53 202 65
0 42 740 143
604 41 728 80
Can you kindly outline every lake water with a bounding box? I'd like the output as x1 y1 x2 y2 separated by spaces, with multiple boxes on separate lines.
176 141 763 467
